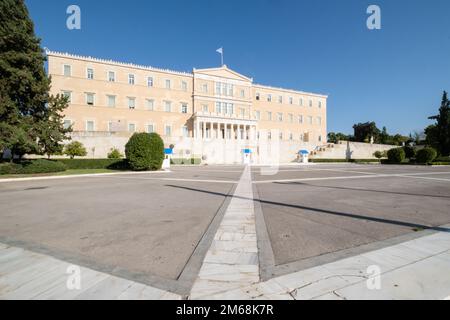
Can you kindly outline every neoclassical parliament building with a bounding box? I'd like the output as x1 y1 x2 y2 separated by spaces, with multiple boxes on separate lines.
47 50 327 164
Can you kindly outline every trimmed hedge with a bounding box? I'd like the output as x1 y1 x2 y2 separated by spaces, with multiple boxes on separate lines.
0 159 67 175
125 133 164 171
416 148 437 164
56 159 128 170
170 158 202 165
387 148 406 163
403 146 417 159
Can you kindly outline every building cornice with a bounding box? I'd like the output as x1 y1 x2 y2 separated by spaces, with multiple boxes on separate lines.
45 50 193 78
253 83 328 99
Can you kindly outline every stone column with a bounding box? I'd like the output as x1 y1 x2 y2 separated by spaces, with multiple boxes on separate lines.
202 121 206 140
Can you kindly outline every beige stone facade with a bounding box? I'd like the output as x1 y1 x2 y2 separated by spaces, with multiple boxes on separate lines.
47 50 328 164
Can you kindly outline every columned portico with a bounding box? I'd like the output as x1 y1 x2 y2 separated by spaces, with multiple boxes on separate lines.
193 113 257 143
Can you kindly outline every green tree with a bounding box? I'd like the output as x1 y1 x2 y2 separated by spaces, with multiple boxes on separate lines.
0 0 70 160
37 95 73 158
64 141 87 159
427 91 450 156
379 127 389 144
353 122 381 143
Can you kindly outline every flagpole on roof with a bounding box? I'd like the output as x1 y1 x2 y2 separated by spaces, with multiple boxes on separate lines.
216 47 224 66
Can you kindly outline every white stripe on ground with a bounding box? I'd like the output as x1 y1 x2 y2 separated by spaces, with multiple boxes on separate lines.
190 165 259 300
397 175 450 182
254 172 450 184
0 170 171 183
104 176 239 184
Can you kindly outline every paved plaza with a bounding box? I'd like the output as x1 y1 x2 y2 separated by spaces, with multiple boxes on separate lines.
1 164 450 299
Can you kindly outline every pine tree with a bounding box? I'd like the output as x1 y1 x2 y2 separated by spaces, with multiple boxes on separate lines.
0 0 71 160
428 91 450 156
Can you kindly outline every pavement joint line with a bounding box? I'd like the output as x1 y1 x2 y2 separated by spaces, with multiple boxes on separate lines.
0 170 171 183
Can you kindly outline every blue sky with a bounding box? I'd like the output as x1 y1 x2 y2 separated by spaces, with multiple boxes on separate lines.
26 0 450 135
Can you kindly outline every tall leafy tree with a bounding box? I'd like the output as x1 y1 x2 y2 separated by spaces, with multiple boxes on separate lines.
353 122 381 143
0 0 70 160
427 91 450 156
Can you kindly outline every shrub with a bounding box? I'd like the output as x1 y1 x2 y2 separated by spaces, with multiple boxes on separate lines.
416 147 437 164
125 133 164 171
387 148 406 163
373 151 384 159
64 141 87 159
403 146 417 159
0 160 66 175
56 159 128 170
108 148 123 159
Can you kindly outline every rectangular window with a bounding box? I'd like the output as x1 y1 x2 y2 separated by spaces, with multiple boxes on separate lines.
146 124 155 133
164 101 172 112
289 97 293 105
128 97 136 109
165 125 172 136
288 113 293 123
202 104 208 113
129 74 135 85
308 116 313 124
240 108 245 117
182 81 188 91
86 121 95 132
318 101 322 108
278 96 283 104
181 103 188 114
63 65 71 77
226 103 234 115
309 100 313 107
299 115 303 124
128 123 136 132
267 94 272 102
240 89 245 98
86 93 95 106
215 82 221 95
108 122 114 132
279 132 283 140
108 71 115 82
299 98 303 106
228 84 233 96
255 111 261 120
87 68 94 80
277 112 283 122
62 91 72 103
216 102 222 114
267 112 272 121
147 77 154 87
317 117 322 125
202 83 208 93
289 133 293 141
107 95 116 108
146 99 154 111
63 120 72 130
165 79 171 89
256 92 260 100
182 126 189 137
268 131 272 140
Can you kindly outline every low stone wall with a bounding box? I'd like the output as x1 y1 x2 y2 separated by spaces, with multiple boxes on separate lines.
60 132 319 165
311 141 395 160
